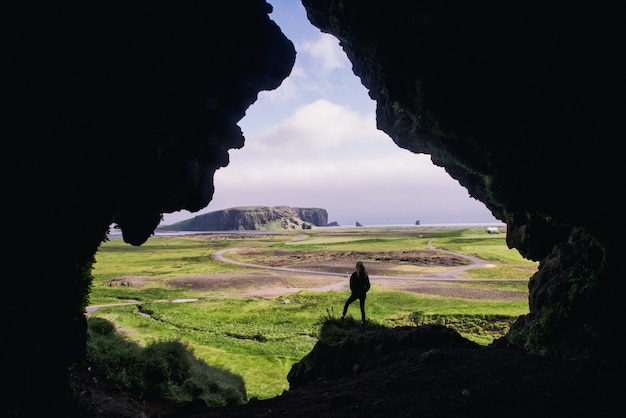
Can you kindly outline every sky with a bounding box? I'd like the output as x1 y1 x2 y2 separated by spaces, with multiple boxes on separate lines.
160 0 500 227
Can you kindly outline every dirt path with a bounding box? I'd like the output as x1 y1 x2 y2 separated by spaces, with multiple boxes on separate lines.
89 238 528 312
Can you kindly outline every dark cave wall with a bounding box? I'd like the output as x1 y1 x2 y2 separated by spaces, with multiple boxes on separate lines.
301 0 624 358
5 2 295 416
302 0 623 248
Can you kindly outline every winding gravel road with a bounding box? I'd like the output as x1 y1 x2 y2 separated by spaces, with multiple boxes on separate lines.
212 239 527 283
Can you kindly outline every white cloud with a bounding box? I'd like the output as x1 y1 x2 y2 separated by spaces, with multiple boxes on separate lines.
245 99 387 151
300 34 349 72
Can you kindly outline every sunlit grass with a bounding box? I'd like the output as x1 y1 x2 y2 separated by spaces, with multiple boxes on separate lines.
431 232 536 265
93 235 290 281
462 264 538 280
93 237 244 279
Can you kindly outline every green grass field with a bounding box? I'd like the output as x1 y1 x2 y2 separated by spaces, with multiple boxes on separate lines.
87 226 535 400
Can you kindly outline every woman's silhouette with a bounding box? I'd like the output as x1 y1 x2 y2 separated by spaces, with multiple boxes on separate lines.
340 261 371 331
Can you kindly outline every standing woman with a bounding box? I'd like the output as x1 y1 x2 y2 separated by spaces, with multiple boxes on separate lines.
341 261 371 331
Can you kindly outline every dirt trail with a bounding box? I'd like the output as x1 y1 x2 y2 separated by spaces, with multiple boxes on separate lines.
180 239 525 301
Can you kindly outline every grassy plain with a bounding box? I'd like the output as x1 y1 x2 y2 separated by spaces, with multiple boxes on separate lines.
88 226 536 400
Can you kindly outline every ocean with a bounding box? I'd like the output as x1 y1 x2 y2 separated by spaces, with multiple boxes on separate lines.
106 222 506 239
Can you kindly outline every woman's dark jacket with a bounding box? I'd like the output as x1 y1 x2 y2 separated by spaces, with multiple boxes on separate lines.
349 271 371 296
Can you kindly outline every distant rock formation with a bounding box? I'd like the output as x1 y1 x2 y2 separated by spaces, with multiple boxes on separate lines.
415 220 420 225
327 221 339 227
356 221 363 227
159 206 329 231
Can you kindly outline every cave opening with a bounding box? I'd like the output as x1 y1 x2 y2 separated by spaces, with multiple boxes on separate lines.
160 0 498 229
6 1 622 416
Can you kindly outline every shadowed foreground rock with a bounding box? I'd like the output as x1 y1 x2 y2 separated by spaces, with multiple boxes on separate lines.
73 325 617 417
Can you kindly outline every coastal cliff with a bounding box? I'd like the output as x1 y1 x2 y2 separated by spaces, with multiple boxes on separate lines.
158 206 329 231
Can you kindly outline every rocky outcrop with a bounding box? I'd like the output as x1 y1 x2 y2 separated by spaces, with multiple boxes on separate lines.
288 325 478 390
159 206 328 231
293 207 328 228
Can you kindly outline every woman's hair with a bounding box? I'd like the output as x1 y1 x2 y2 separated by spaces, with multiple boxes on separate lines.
356 261 367 276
